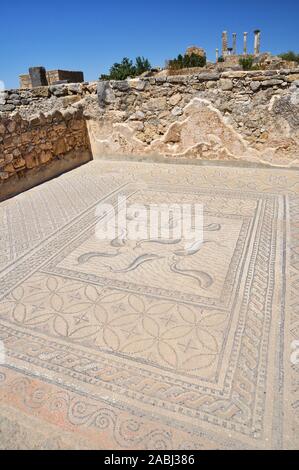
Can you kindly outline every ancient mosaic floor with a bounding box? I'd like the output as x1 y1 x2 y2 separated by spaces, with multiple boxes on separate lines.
0 159 298 449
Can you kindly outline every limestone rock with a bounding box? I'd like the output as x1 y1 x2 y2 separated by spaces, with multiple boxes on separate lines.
67 83 82 94
128 111 145 121
111 81 130 91
197 72 220 81
129 79 147 91
0 104 15 112
146 97 167 111
286 74 299 82
13 156 26 169
53 137 67 155
221 71 247 79
169 93 182 106
49 85 68 97
24 151 38 168
171 106 183 116
62 95 81 107
250 81 261 91
31 87 50 98
97 82 115 106
39 150 52 164
262 79 284 87
219 79 233 91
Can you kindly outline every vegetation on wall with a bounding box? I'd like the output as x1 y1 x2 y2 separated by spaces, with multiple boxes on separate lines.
279 51 299 63
217 56 225 63
100 57 151 80
167 53 206 70
239 55 254 70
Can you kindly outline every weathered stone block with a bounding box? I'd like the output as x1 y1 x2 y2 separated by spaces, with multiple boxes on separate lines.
13 156 26 169
7 120 16 133
171 106 183 116
29 67 48 87
197 72 220 81
128 111 145 121
250 81 261 91
219 78 233 91
111 81 130 92
4 153 13 163
97 82 116 106
167 76 187 84
146 97 167 111
261 79 284 87
67 83 82 94
128 79 145 91
0 104 15 112
31 87 50 98
286 74 299 82
49 85 68 97
221 71 247 79
53 137 67 155
9 93 20 100
21 132 32 144
169 93 182 106
24 151 38 168
39 150 52 164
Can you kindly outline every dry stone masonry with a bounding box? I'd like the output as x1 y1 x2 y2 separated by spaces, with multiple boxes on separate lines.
19 66 84 89
86 68 299 167
0 104 91 200
1 68 299 199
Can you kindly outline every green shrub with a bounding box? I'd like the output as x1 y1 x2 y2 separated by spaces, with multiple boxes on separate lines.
100 56 151 81
168 52 206 70
239 55 254 70
279 51 299 63
135 56 151 75
217 56 224 62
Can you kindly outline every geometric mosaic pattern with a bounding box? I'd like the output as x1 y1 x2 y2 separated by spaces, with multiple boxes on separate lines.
0 159 298 449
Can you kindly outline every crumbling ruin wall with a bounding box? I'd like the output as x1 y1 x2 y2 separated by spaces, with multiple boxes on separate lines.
0 106 91 200
85 69 299 167
1 68 299 200
0 82 96 114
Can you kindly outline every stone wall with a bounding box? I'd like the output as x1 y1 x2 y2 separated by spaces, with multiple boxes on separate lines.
19 70 85 89
0 82 96 115
19 74 32 89
0 106 91 200
86 68 299 167
1 68 299 200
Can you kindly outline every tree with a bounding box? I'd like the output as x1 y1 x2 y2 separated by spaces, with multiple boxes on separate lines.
279 51 299 63
100 56 151 81
135 56 151 75
167 52 206 70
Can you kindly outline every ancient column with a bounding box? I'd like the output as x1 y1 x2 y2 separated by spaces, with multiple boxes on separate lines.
254 29 261 55
257 30 261 54
222 31 228 57
216 48 219 62
243 32 248 54
232 33 237 55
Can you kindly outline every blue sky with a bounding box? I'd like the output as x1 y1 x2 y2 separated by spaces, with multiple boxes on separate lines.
0 0 298 89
